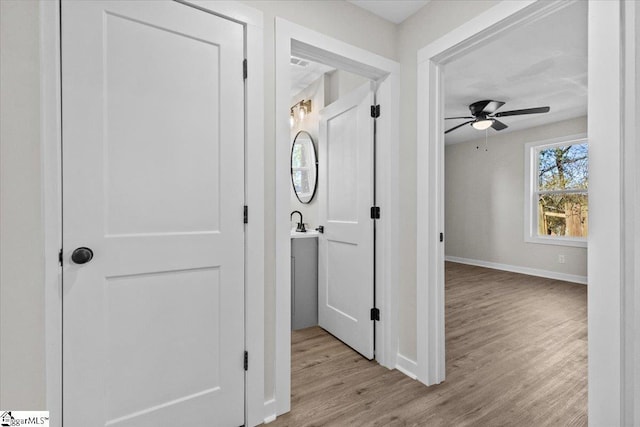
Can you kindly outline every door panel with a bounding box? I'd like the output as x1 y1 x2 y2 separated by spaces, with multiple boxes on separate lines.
103 11 221 235
327 106 359 222
318 82 375 359
105 268 222 420
61 2 245 426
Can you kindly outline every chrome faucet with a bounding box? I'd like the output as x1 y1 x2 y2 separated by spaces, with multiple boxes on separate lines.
290 210 306 232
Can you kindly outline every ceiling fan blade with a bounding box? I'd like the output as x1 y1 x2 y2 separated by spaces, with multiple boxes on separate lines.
445 120 473 134
491 119 508 131
469 100 505 115
494 106 550 117
445 116 474 120
482 101 505 114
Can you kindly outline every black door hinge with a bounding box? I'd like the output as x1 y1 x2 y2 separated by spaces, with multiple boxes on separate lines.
243 205 248 224
370 307 380 321
243 59 247 80
58 249 63 266
370 104 380 118
370 206 380 219
440 232 444 242
244 351 248 371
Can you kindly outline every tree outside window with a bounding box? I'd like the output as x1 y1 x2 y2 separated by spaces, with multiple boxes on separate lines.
536 142 588 238
525 135 588 247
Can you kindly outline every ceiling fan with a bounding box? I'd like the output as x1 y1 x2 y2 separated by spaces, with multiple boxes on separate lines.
445 100 550 134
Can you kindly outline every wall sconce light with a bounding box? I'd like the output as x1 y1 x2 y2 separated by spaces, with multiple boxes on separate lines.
290 99 312 128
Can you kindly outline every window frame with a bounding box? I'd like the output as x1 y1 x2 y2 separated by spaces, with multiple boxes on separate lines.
524 133 588 248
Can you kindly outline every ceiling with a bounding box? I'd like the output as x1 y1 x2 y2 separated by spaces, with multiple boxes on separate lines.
290 56 335 97
347 0 430 24
444 1 587 145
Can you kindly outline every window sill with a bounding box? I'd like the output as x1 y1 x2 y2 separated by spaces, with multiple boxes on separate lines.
525 235 588 248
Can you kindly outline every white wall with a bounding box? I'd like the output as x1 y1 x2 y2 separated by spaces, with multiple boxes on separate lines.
0 0 47 409
634 5 640 423
624 2 640 423
324 69 369 105
444 117 588 279
395 0 500 362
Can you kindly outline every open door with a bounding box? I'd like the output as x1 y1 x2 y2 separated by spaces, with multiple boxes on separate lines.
318 82 375 359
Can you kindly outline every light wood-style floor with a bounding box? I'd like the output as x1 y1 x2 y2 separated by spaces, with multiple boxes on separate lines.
268 262 587 426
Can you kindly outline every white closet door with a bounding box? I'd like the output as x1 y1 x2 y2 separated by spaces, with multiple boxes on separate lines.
61 1 245 426
318 82 375 359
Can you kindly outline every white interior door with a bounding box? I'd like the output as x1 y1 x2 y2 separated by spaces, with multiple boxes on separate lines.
318 82 375 359
61 2 245 426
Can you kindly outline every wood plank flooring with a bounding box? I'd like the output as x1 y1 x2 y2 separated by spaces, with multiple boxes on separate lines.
267 262 587 426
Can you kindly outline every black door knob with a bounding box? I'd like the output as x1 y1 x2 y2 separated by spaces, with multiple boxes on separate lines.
71 247 94 264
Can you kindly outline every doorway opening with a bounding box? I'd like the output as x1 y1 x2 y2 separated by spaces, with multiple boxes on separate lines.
288 54 379 405
273 18 401 419
287 46 382 411
441 3 589 420
289 59 375 338
418 2 604 422
441 0 589 404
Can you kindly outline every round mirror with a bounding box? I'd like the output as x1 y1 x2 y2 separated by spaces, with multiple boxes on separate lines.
290 131 318 204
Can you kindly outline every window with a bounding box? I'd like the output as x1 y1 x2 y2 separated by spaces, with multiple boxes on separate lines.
525 135 588 247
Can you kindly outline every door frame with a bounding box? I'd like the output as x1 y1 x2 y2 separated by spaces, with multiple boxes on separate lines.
273 18 400 419
416 0 638 424
40 1 265 426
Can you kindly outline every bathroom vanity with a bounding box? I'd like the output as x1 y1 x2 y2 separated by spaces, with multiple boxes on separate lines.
291 230 318 330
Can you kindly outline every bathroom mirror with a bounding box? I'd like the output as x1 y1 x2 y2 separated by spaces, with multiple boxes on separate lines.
290 131 318 204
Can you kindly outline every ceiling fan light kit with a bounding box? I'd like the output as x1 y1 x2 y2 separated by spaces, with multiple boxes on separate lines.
445 99 551 134
471 119 494 130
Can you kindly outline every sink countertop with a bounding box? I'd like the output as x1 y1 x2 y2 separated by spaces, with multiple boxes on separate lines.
290 229 319 239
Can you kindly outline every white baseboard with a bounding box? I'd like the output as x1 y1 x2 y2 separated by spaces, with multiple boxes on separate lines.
395 353 418 380
445 255 587 285
263 398 277 424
